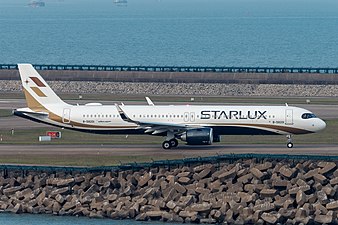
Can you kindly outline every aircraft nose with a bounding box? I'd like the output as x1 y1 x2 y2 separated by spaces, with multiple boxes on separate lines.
317 119 326 131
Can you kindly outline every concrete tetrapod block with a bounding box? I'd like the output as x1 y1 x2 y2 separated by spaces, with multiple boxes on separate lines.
304 169 320 180
177 171 190 178
138 172 152 187
250 168 265 179
177 177 190 185
317 190 329 205
3 186 23 196
253 202 275 212
174 182 186 194
56 178 75 187
314 213 333 224
50 187 69 196
326 200 338 210
190 202 212 213
218 168 237 181
294 208 310 225
296 190 307 206
313 173 328 185
260 189 277 198
255 162 273 172
272 179 289 189
193 164 213 173
261 212 278 224
288 185 311 195
279 166 295 179
319 162 336 175
237 173 253 184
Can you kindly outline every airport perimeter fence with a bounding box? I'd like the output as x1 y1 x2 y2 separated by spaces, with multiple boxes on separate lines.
1 64 338 74
1 153 338 175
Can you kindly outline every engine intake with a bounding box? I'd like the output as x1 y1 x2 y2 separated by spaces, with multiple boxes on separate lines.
179 128 213 145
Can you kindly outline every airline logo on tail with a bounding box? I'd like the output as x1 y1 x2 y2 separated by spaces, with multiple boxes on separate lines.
25 77 47 97
29 77 46 87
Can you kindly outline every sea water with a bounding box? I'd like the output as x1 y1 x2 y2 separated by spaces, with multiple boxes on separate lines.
0 0 337 67
0 213 184 225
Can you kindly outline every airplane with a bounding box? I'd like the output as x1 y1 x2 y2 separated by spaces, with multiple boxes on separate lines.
14 64 326 149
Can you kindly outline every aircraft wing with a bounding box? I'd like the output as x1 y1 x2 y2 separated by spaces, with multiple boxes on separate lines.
115 104 201 135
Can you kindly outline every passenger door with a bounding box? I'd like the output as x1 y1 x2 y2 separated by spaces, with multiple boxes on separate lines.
285 109 293 125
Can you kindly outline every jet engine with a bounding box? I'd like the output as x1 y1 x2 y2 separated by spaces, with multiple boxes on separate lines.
179 128 213 145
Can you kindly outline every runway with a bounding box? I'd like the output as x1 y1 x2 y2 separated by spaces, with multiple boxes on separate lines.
0 144 337 157
0 98 337 165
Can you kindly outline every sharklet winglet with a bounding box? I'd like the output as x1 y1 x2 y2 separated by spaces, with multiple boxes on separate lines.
145 97 155 106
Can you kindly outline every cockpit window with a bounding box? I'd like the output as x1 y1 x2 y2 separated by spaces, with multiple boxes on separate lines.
301 113 317 119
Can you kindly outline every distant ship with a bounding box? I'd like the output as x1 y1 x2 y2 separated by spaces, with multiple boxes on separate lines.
113 0 128 4
28 1 45 7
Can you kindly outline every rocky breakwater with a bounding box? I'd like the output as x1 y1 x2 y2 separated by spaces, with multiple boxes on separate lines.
0 159 338 224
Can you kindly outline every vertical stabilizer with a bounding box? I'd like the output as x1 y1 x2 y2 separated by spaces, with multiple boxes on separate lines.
18 64 67 112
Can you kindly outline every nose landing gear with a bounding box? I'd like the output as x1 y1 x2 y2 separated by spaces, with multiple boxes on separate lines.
286 135 293 148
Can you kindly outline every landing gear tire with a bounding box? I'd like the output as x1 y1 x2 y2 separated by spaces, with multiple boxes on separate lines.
162 141 171 150
170 139 178 148
286 134 293 149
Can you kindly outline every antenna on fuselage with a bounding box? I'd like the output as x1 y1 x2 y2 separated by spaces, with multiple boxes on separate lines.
285 103 289 107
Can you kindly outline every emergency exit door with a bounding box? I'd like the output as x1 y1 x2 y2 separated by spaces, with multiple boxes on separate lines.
62 108 71 123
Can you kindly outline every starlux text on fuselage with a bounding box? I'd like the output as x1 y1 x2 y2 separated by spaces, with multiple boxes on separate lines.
200 110 267 120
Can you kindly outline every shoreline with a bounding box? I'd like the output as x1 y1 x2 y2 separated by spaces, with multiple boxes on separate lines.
1 157 338 224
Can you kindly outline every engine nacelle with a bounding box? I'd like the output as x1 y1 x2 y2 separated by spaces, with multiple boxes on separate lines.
213 134 221 142
179 128 213 145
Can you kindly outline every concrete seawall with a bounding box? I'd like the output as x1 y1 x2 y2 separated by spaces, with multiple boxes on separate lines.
1 69 338 85
2 80 338 97
1 158 338 224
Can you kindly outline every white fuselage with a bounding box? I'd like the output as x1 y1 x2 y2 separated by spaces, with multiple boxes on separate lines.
18 104 326 135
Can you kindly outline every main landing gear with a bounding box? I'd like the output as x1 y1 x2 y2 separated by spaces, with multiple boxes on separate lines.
162 139 178 149
286 135 293 148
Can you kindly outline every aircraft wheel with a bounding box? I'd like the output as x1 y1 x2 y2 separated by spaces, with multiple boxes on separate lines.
170 139 178 148
162 141 171 150
287 142 293 148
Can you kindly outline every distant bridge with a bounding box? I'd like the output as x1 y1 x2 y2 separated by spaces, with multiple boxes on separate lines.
1 64 338 74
